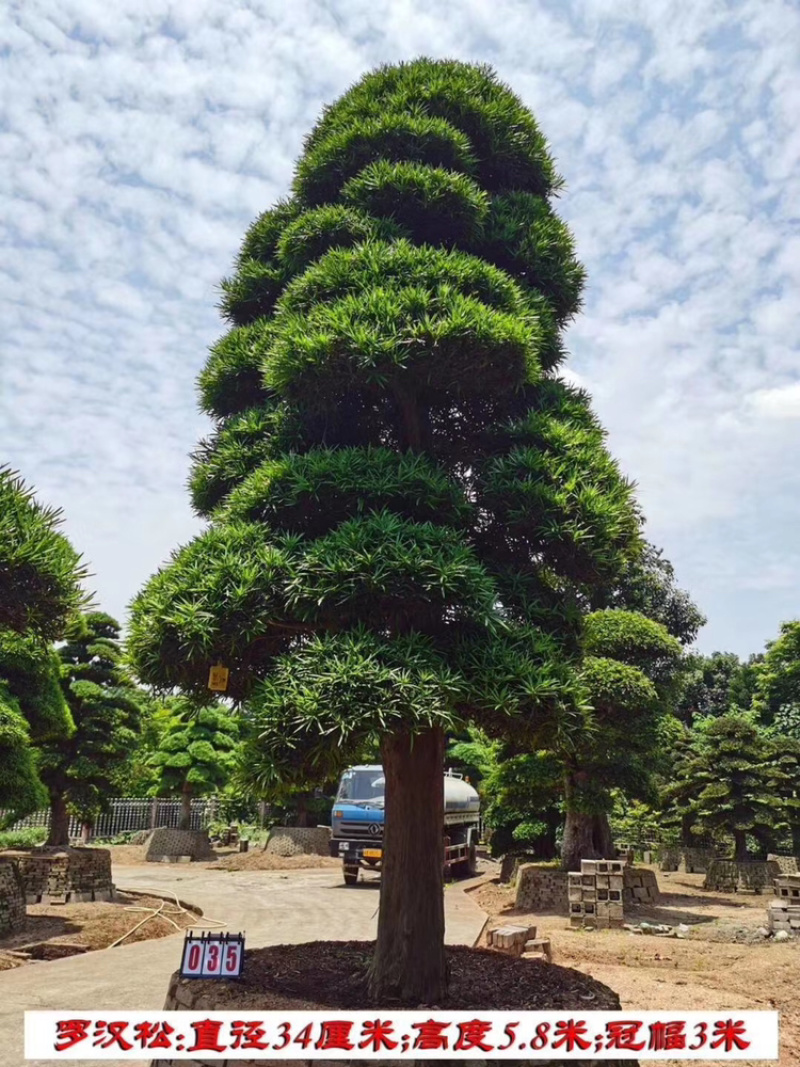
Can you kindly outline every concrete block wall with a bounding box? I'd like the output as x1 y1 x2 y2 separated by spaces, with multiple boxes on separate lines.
704 859 781 893
658 846 716 873
151 971 639 1067
623 867 660 905
514 865 569 913
264 826 331 857
0 859 26 936
4 847 113 904
145 828 216 863
767 854 800 875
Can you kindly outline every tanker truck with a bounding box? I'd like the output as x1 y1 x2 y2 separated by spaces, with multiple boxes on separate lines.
329 764 480 886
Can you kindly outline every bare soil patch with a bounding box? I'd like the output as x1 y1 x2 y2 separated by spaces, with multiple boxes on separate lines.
211 850 341 872
0 891 198 971
472 866 799 1067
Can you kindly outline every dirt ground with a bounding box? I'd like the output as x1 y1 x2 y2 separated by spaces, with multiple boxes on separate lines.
0 891 199 971
472 866 799 1067
106 842 340 871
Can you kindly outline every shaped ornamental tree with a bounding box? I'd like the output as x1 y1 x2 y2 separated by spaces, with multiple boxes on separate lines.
147 700 239 830
38 612 141 846
130 59 645 1002
0 469 86 820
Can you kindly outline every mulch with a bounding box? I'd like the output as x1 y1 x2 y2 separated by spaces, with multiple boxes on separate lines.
176 940 622 1012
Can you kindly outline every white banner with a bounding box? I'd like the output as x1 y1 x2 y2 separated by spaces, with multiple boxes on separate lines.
25 1010 778 1060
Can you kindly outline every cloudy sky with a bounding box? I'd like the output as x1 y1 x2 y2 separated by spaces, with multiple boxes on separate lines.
1 0 798 657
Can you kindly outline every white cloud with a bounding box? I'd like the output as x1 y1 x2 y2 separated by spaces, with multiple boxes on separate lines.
0 0 799 659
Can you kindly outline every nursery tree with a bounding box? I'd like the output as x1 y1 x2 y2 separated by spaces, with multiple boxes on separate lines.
664 713 798 859
0 467 86 640
0 469 85 820
37 612 141 846
129 59 646 1002
147 701 239 830
753 620 800 727
0 631 72 820
560 609 683 868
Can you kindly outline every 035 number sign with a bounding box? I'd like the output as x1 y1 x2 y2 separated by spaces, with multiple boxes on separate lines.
180 932 244 979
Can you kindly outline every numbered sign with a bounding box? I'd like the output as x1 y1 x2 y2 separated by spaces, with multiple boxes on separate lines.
180 933 245 979
180 936 205 977
208 664 229 692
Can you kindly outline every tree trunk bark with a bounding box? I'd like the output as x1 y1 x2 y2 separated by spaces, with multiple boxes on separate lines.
592 812 615 858
295 793 310 828
561 770 600 871
180 783 192 831
369 727 447 1004
46 792 70 847
733 829 748 862
680 812 694 848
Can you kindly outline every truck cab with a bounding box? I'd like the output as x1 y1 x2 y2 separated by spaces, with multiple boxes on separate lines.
329 764 480 885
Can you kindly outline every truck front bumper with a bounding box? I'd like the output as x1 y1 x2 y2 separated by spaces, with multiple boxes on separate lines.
330 839 383 864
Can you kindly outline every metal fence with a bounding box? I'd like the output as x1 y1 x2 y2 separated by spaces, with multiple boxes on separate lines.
0 798 221 841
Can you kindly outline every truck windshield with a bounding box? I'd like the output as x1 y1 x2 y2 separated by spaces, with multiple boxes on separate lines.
336 769 385 805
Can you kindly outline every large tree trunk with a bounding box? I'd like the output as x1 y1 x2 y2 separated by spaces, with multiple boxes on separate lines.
561 769 602 871
680 812 694 848
294 793 310 828
46 792 70 847
369 727 446 1004
733 829 748 862
592 812 615 858
179 783 192 831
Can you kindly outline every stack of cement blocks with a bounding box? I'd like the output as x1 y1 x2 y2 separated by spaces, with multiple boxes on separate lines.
487 924 551 961
568 859 624 929
768 874 800 936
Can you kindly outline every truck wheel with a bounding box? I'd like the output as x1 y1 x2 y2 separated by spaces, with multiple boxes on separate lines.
343 865 359 886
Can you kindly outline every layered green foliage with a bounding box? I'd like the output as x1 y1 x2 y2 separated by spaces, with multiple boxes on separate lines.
130 59 643 801
37 613 141 826
0 630 72 819
449 727 562 857
662 712 800 857
147 700 239 801
0 468 87 640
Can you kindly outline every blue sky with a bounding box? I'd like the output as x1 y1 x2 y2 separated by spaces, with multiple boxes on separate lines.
1 0 798 658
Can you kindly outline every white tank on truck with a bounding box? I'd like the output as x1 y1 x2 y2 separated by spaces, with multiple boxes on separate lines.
329 765 481 886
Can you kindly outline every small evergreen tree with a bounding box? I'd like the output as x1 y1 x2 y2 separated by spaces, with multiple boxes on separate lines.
147 701 239 830
37 612 141 846
559 609 682 868
664 713 796 860
0 469 86 820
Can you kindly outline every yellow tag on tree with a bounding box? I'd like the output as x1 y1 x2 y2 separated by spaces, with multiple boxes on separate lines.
208 665 229 692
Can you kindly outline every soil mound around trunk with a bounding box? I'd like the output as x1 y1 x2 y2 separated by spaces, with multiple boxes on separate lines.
164 940 623 1011
155 942 634 1066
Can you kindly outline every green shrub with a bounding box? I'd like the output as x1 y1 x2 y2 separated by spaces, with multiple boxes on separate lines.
0 826 47 849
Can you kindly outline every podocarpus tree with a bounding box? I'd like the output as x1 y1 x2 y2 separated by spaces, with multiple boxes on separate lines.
129 59 645 1003
0 469 85 820
147 700 239 830
560 609 683 869
664 712 799 860
37 612 141 846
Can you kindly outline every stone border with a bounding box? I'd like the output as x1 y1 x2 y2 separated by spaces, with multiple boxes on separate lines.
264 826 331 857
1 847 114 904
0 859 25 937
